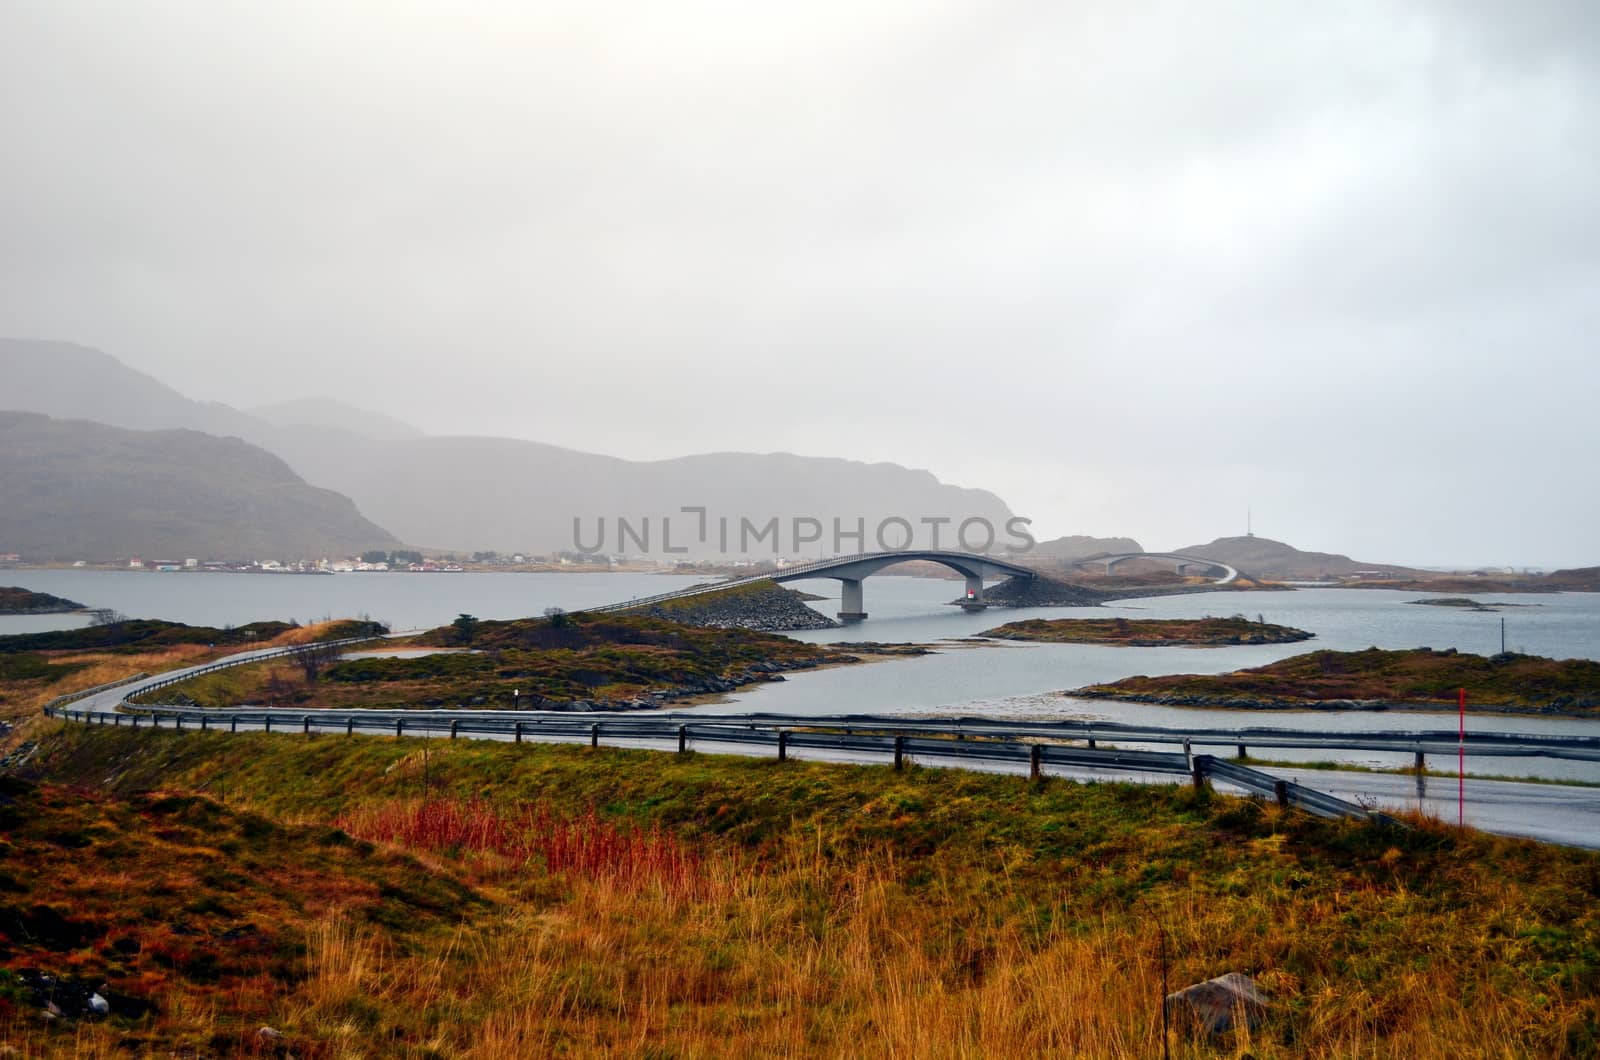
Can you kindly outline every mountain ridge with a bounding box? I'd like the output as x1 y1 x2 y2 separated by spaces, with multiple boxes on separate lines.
0 411 400 561
2 338 1017 555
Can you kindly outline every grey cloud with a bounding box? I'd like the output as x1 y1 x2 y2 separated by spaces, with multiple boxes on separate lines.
1 0 1597 566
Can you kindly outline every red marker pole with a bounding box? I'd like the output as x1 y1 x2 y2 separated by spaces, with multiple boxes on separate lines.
1458 687 1466 829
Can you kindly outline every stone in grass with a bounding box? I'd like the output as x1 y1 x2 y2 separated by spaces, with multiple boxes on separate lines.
1165 972 1271 1035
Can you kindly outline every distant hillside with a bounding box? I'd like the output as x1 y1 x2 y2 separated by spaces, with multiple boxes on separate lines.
1545 567 1600 592
1174 535 1423 580
3 340 1017 555
248 398 426 441
1 338 410 446
279 439 1018 557
0 412 400 561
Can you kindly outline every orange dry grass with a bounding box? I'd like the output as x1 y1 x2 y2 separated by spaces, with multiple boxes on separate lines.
7 645 214 719
277 842 1557 1059
269 620 356 647
17 734 1599 1056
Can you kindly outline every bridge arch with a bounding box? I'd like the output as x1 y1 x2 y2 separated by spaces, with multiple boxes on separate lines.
769 550 1036 620
593 550 1035 623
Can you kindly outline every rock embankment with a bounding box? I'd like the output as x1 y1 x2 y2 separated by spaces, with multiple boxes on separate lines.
622 578 837 631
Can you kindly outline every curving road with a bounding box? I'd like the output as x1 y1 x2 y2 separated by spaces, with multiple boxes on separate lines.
44 640 1600 849
1073 552 1241 584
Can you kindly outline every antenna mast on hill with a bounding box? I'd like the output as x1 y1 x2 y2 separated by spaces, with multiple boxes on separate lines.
1247 507 1254 538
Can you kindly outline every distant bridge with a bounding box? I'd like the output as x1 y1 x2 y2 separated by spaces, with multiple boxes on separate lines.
1070 552 1240 585
592 549 1037 622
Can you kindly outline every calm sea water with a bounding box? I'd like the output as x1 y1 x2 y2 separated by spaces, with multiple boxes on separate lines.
716 577 1600 780
0 569 708 633
6 569 1599 778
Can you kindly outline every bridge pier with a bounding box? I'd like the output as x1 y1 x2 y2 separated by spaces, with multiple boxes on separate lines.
837 578 868 622
959 575 987 612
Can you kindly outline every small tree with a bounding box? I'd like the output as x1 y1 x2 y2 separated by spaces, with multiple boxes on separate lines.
543 607 568 628
452 613 481 645
295 641 343 682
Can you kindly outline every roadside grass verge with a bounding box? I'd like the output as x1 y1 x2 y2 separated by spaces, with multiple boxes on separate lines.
6 726 1599 1056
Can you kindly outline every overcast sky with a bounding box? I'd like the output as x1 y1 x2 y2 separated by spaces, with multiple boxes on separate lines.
3 1 1597 567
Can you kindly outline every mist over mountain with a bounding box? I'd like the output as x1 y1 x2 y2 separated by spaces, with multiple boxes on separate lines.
1 340 1017 556
248 398 426 441
2 339 263 440
0 411 399 561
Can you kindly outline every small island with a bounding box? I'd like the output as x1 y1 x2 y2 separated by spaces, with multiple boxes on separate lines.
135 612 856 712
0 586 86 615
1409 597 1537 613
977 615 1313 646
1073 647 1600 715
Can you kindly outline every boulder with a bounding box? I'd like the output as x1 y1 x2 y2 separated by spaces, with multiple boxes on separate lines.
1164 973 1270 1035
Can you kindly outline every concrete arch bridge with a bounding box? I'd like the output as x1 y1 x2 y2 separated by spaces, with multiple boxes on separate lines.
594 549 1036 622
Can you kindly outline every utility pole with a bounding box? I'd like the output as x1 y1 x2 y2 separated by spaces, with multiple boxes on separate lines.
1458 687 1466 829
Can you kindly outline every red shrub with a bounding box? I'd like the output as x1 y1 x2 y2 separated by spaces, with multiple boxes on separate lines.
339 799 703 895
